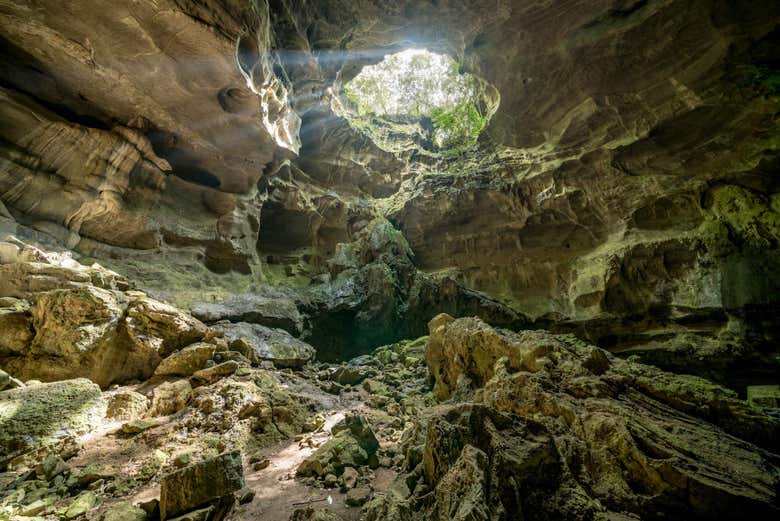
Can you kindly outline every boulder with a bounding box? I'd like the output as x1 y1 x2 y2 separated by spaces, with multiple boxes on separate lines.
213 322 314 368
105 390 149 421
125 297 207 358
148 380 192 416
154 343 216 377
191 292 303 335
297 415 378 477
159 451 244 520
0 378 106 464
27 287 127 385
119 418 166 436
1 284 209 387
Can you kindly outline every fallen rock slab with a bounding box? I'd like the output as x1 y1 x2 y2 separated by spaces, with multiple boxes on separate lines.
191 292 303 335
154 343 216 377
159 451 244 520
213 322 314 368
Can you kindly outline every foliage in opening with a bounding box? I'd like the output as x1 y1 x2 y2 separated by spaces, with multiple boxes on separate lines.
341 49 493 152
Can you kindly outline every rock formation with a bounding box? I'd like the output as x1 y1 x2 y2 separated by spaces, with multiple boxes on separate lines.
1 1 779 520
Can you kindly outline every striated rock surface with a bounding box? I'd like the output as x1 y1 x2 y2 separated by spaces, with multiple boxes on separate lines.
0 3 779 518
369 315 780 519
0 0 777 382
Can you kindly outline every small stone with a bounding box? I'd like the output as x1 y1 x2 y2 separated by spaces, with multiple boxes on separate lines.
35 456 68 480
341 467 358 490
136 498 159 518
345 487 371 507
235 486 255 504
148 380 192 416
235 366 252 377
583 347 611 375
323 474 338 488
189 361 238 387
154 343 216 377
252 459 270 471
302 414 326 433
106 391 150 421
137 450 168 481
19 497 55 516
72 463 114 486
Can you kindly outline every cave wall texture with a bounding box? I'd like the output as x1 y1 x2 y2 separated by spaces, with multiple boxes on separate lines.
1 0 779 384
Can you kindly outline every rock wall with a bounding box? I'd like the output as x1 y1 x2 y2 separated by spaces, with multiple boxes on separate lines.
0 0 778 380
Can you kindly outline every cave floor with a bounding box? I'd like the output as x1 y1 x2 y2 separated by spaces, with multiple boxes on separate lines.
64 376 398 521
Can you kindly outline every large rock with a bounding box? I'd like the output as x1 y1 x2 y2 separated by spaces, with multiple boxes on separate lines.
213 322 314 368
149 380 193 417
159 451 244 520
0 378 106 465
418 315 780 518
125 296 207 358
191 292 303 335
0 241 212 387
297 415 379 477
154 343 217 377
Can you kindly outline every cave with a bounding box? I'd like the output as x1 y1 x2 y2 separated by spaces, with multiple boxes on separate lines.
0 1 779 520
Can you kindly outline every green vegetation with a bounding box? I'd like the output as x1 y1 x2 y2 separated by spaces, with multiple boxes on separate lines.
430 99 489 149
339 49 495 153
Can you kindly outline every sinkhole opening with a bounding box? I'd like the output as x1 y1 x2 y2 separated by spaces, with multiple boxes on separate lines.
336 49 499 154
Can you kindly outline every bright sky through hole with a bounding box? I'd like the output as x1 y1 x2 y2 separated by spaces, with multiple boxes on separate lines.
345 49 474 117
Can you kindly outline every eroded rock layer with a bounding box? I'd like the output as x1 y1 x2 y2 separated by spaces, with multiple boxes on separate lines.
1 2 779 520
